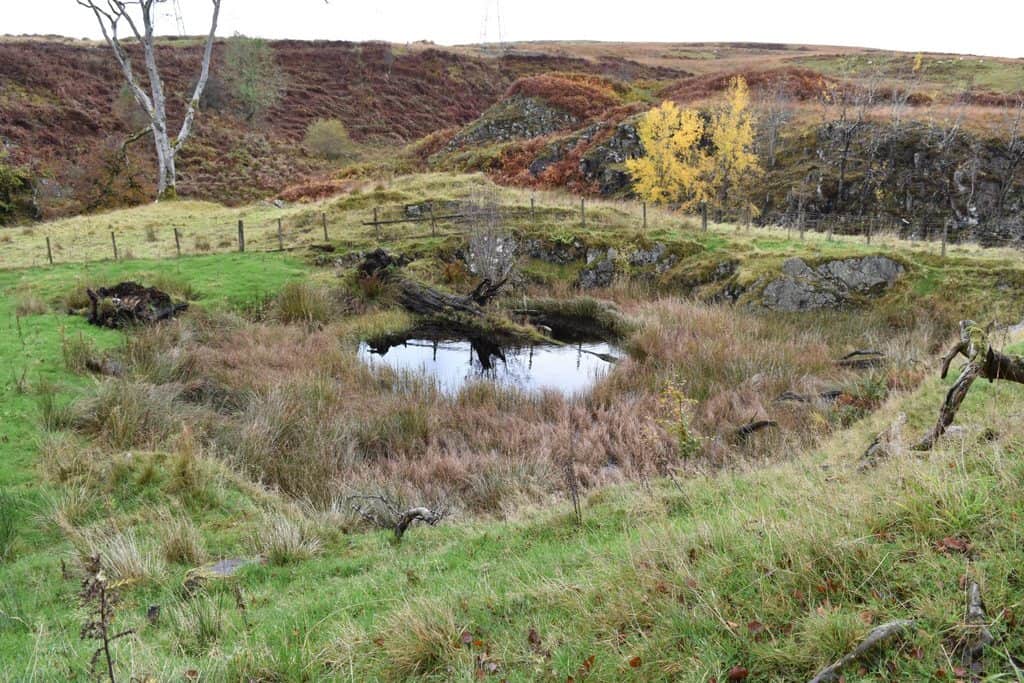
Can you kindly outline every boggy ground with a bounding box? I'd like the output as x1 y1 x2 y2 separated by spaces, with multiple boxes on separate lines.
3 180 1024 680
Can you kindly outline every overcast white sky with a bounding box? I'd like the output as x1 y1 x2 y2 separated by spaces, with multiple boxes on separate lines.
3 1 1022 58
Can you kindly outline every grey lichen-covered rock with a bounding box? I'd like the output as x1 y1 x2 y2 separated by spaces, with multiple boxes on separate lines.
762 256 904 311
578 256 616 289
524 238 587 265
447 96 578 150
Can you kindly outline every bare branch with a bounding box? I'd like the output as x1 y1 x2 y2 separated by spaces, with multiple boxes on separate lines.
176 0 223 152
809 620 915 683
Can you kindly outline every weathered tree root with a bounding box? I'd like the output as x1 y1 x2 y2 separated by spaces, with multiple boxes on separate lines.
961 581 995 679
914 320 1024 451
808 619 915 683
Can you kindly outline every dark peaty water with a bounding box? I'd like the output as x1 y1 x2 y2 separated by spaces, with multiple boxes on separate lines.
358 336 619 396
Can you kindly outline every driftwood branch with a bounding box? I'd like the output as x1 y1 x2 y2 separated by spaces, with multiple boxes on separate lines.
347 494 446 542
808 619 915 683
394 507 443 540
915 320 1024 450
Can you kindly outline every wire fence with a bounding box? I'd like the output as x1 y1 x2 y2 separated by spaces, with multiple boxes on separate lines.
8 194 1024 269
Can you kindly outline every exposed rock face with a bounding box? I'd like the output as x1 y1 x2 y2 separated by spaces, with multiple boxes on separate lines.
524 238 588 264
447 96 577 149
761 256 904 311
579 122 643 196
579 248 618 289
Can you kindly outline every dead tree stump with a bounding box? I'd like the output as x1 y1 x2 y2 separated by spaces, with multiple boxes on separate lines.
914 320 1024 450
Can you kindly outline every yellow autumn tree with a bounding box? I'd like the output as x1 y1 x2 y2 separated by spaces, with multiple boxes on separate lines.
706 76 761 218
626 100 708 207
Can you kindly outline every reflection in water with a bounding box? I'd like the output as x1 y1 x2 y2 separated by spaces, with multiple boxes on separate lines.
358 336 619 395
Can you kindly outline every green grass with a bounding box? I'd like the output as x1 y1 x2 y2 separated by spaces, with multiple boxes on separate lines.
3 176 1024 680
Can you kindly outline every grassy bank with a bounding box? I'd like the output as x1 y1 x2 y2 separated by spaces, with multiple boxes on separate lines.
2 177 1024 680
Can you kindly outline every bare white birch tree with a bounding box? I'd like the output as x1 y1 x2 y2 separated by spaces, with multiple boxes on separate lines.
76 0 222 200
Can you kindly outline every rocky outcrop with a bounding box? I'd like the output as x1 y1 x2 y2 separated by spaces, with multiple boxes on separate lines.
579 121 643 196
447 96 578 150
761 256 904 311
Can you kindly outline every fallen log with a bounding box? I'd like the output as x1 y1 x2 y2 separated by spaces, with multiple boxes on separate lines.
914 320 1024 451
359 248 505 317
808 619 915 683
86 282 188 328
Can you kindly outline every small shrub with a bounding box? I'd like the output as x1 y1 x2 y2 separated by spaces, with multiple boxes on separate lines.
144 225 158 242
71 380 183 450
270 281 333 324
253 514 321 565
42 485 96 531
36 379 74 432
59 278 96 312
0 233 11 244
171 593 231 655
356 272 385 299
659 377 702 459
62 332 99 374
0 492 18 562
304 118 355 160
158 513 206 565
194 235 212 252
224 34 284 120
73 527 165 584
375 598 462 679
15 292 47 316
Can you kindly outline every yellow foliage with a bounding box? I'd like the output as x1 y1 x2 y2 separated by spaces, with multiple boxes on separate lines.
628 77 760 217
626 100 708 206
707 76 761 217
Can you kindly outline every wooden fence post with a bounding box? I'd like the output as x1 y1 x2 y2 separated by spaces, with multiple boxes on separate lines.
530 196 535 225
941 222 948 258
277 218 284 251
373 207 380 242
642 201 647 230
174 228 181 257
701 202 708 232
110 231 118 260
46 236 53 265
799 215 805 241
237 219 245 253
322 212 328 241
430 204 437 237
866 218 872 245
580 198 586 229
828 217 834 242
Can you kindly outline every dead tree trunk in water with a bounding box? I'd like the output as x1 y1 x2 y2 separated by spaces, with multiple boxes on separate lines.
359 249 505 318
914 320 1024 450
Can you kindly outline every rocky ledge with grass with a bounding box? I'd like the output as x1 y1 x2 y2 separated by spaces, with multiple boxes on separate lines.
759 256 905 312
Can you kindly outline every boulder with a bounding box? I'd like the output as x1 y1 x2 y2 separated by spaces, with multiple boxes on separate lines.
761 256 904 312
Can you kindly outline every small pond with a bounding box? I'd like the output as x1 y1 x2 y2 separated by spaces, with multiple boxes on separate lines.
358 334 620 396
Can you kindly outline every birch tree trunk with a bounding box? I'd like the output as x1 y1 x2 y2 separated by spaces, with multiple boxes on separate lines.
77 0 222 200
